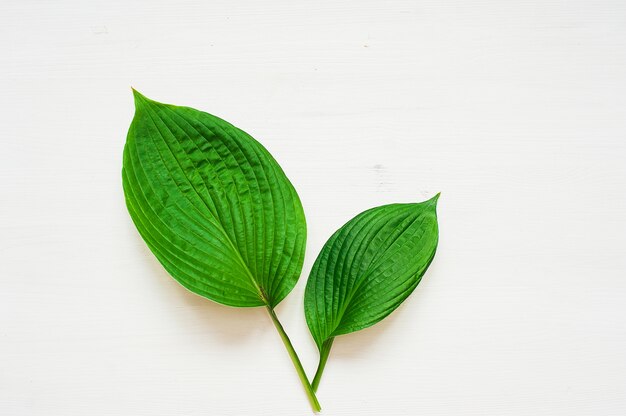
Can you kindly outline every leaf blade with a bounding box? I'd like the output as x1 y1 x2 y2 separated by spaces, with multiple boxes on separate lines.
304 196 439 349
123 91 306 307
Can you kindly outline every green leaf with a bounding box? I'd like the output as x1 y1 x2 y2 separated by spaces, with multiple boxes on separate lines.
122 91 321 412
304 196 439 390
122 90 306 308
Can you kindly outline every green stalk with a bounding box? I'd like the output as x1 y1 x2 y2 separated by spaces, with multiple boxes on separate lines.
311 337 334 392
266 306 322 412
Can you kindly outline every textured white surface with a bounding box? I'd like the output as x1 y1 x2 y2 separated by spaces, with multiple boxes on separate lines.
1 1 626 415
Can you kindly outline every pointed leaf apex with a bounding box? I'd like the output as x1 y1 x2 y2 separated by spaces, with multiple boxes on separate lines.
131 88 149 107
425 192 440 208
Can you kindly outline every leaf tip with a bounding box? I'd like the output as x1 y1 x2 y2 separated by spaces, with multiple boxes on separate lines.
131 87 148 107
132 88 160 110
420 192 440 215
427 192 440 205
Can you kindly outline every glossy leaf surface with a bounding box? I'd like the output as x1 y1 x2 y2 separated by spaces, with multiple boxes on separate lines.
305 196 439 350
122 91 306 308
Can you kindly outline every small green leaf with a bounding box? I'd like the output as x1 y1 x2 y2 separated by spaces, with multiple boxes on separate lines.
304 196 439 390
122 90 306 308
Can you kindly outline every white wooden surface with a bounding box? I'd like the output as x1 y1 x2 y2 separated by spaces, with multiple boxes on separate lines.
1 1 626 415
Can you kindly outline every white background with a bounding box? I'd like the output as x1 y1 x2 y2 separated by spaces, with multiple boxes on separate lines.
1 1 625 415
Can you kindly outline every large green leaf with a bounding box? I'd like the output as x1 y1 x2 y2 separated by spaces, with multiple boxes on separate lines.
304 196 439 390
122 90 306 308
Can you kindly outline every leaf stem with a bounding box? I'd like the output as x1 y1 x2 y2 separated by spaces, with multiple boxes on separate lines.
266 306 322 412
311 337 334 392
